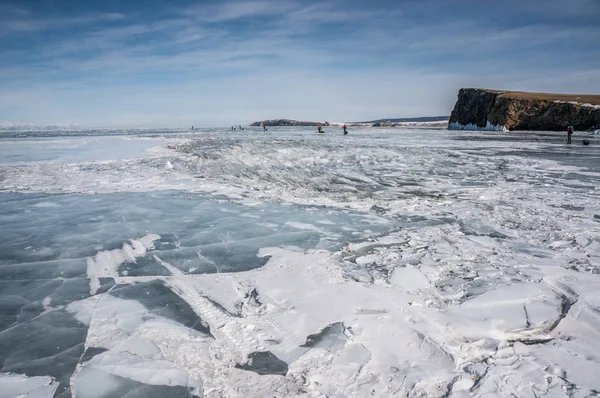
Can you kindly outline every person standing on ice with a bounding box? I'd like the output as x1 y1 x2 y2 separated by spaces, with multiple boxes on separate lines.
567 125 573 144
343 124 348 135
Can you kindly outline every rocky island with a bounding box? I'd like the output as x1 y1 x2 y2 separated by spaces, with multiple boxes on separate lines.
250 119 329 127
449 88 600 131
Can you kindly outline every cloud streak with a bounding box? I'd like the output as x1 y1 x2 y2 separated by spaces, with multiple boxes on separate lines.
183 0 297 22
1 12 123 35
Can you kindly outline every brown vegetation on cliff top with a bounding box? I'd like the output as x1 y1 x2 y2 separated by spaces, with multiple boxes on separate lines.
475 89 600 105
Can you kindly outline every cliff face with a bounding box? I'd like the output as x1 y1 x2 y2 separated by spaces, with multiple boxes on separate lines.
250 119 328 127
449 88 600 131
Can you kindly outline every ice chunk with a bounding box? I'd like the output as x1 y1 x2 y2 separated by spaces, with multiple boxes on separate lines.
443 283 563 341
390 265 429 293
73 370 200 398
0 373 59 398
449 121 507 131
332 343 372 379
109 280 211 335
87 234 160 294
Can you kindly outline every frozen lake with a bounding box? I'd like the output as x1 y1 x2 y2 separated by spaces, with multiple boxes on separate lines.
1 127 599 397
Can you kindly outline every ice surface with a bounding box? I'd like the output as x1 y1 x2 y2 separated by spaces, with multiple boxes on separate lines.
300 322 347 351
235 351 288 376
0 309 87 396
0 135 181 166
1 127 600 396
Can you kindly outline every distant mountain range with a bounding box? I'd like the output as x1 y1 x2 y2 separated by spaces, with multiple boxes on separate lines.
251 116 450 127
0 122 81 131
250 119 326 127
357 116 449 123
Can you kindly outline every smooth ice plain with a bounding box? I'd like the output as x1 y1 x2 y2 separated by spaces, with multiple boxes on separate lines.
0 127 599 397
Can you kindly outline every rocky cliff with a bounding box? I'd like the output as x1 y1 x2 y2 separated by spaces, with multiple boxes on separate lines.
449 88 600 131
250 119 328 127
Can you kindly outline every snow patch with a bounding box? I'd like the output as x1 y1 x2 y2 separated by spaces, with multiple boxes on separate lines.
554 100 600 109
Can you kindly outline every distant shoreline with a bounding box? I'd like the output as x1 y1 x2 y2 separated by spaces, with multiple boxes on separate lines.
250 116 449 128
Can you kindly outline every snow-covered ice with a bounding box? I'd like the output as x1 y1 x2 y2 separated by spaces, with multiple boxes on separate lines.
1 126 600 397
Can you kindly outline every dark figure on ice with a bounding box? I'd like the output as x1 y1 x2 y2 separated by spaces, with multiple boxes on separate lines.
567 125 573 144
343 124 348 135
263 125 267 131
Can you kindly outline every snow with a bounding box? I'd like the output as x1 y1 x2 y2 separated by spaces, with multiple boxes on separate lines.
1 127 600 397
582 103 600 109
554 100 600 109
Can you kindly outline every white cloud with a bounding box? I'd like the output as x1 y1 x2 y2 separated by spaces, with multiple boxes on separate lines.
0 4 31 16
405 23 600 51
516 0 600 18
39 18 197 56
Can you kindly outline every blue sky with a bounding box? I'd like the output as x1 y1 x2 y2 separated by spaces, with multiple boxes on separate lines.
1 0 599 127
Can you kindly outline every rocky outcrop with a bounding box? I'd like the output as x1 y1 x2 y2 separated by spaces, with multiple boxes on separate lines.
449 88 600 131
250 119 329 127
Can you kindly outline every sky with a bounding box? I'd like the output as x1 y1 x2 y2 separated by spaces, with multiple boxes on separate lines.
0 0 599 128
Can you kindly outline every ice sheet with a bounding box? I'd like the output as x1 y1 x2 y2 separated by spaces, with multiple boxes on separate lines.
1 127 600 397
